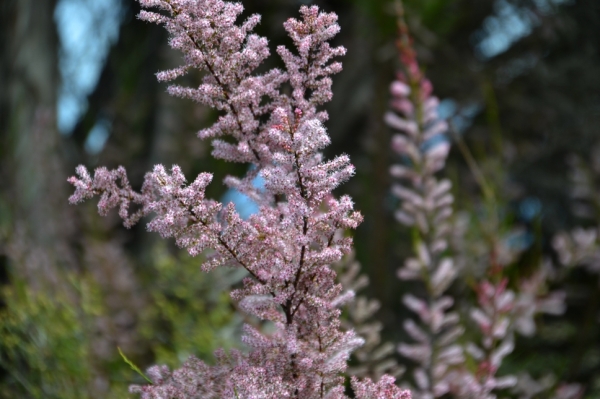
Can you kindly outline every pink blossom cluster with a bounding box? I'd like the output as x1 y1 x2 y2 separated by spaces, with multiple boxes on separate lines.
386 6 579 398
452 262 579 399
554 227 600 275
69 1 410 398
386 15 460 399
554 148 600 275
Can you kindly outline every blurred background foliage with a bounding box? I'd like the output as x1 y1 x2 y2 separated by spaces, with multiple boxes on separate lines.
0 0 599 397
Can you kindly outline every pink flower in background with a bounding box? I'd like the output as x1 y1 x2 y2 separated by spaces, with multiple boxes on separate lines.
387 4 460 397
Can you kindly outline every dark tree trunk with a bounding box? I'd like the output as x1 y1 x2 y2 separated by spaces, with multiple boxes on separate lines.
0 0 78 289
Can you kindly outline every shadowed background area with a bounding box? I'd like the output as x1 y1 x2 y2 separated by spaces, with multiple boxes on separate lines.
1 0 599 397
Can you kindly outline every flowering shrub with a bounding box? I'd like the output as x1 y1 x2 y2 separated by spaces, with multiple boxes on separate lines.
0 277 97 399
59 0 599 397
386 7 461 397
386 3 582 398
68 0 410 398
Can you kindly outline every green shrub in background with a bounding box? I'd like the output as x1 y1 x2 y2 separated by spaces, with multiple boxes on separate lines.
0 244 241 398
0 276 122 398
139 244 243 368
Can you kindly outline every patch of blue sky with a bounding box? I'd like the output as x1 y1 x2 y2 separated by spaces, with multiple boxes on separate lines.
474 0 534 59
473 0 569 60
84 118 112 155
438 99 458 120
505 229 534 252
532 0 573 14
438 98 482 134
221 175 265 220
54 0 125 134
519 196 542 221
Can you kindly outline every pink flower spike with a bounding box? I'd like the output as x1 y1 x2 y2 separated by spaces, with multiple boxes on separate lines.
69 2 409 398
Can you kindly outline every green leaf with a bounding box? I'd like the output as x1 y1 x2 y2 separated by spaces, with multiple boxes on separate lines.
118 347 153 384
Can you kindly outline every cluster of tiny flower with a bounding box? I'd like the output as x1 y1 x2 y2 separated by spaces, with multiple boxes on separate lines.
554 226 600 275
68 1 411 398
548 148 600 399
445 234 573 399
554 146 600 275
